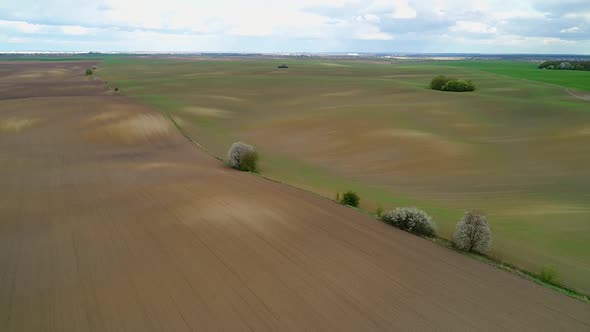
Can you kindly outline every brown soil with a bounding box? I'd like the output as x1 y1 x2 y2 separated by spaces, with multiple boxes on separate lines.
0 61 589 331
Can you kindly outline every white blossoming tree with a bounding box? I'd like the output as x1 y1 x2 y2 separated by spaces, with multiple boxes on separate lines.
381 207 436 237
227 142 258 172
453 211 492 253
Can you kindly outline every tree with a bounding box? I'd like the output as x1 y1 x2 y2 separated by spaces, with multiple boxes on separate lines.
430 75 452 90
340 191 360 207
453 211 492 253
227 142 258 172
441 79 475 92
381 207 436 237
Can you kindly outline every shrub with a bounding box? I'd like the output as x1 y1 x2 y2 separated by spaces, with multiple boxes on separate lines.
340 191 359 207
227 142 258 172
381 207 436 237
431 76 475 92
376 204 384 218
85 68 94 76
430 75 452 90
453 211 492 253
441 79 475 92
539 266 559 285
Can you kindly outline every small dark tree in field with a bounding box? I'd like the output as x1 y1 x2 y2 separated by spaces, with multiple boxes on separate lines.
85 68 94 76
381 207 436 237
453 211 492 253
431 76 475 92
442 79 475 92
430 75 452 90
340 191 359 207
227 142 258 172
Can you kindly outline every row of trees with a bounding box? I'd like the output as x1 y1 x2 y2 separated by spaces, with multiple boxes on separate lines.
381 207 492 253
332 190 490 253
538 61 590 71
226 143 491 253
430 75 476 92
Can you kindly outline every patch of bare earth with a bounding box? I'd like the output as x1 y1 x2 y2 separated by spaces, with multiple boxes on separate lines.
0 61 588 331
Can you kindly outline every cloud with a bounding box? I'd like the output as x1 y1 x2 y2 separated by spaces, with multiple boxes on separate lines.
61 25 93 35
0 0 588 53
354 25 393 40
451 21 497 34
356 14 381 24
561 27 581 33
0 19 45 33
364 0 417 19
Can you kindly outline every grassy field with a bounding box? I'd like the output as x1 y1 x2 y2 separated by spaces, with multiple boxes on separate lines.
437 60 590 91
100 57 590 294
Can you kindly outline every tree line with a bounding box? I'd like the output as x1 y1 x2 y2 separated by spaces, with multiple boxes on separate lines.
538 61 590 71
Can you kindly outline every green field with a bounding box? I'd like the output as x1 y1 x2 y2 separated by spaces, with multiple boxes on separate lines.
437 60 590 91
100 58 590 294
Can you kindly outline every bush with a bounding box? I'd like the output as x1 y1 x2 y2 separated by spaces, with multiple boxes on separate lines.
539 266 559 285
453 211 492 253
381 207 436 237
376 204 384 218
430 75 452 90
431 76 475 92
441 79 475 92
85 68 94 76
340 191 359 207
227 142 258 172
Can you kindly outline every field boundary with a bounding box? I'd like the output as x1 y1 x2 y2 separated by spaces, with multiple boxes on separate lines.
155 95 590 304
566 89 590 102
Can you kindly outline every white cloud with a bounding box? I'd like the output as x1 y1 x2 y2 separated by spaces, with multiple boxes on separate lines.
365 0 417 19
354 25 393 40
560 27 580 33
563 12 590 21
542 37 576 45
356 14 381 24
61 25 93 35
0 19 45 33
390 1 417 19
451 21 497 34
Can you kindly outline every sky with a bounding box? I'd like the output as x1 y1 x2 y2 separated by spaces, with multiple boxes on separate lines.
0 0 589 54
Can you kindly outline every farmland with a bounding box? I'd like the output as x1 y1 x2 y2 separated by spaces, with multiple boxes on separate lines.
3 60 590 330
99 57 590 293
439 60 590 91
